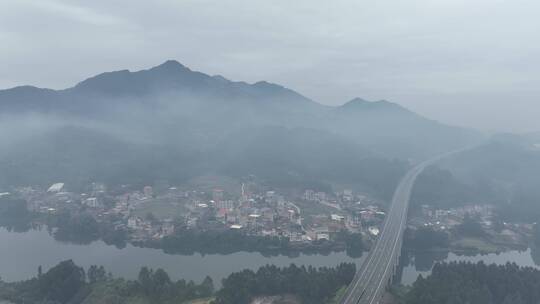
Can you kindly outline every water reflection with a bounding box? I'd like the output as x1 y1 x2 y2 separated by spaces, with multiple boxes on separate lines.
530 244 540 265
0 228 363 286
399 248 540 286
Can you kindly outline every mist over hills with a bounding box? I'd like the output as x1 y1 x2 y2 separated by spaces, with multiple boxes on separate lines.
412 133 540 221
0 60 481 196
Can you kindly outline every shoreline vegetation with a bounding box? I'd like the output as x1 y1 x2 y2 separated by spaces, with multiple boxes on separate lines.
1 218 367 258
0 261 356 304
403 217 533 256
0 196 366 258
2 193 534 259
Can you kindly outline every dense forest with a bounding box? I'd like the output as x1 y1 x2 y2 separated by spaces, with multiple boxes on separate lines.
0 261 354 304
405 261 540 304
214 263 356 304
410 165 500 210
427 136 540 222
0 260 213 304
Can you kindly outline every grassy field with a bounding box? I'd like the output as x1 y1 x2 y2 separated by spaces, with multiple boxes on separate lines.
451 237 501 253
132 199 188 220
295 200 339 217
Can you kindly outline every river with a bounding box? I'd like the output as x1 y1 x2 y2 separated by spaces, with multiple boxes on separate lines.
4 227 539 288
0 228 363 285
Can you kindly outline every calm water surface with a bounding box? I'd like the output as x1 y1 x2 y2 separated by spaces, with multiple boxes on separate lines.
0 228 363 285
4 228 536 287
400 248 540 285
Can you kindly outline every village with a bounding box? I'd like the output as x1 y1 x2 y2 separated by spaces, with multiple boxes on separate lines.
7 181 390 247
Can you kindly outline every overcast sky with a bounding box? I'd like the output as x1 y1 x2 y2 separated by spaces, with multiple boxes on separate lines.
1 0 538 132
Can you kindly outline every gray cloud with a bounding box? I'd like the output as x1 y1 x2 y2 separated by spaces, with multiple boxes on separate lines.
1 0 539 132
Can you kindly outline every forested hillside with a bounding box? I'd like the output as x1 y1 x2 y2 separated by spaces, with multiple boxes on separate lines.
0 61 480 199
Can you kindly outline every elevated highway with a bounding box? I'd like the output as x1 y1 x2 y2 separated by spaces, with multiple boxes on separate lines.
340 153 453 304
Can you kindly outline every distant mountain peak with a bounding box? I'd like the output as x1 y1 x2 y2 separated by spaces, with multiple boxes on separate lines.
252 81 285 90
347 97 370 103
253 80 277 86
150 60 189 72
341 97 407 112
212 75 229 83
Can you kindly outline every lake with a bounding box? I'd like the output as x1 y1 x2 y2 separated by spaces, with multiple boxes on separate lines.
399 247 540 285
0 228 364 285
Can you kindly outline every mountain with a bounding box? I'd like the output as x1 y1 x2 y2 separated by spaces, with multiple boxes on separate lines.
338 97 407 112
0 60 481 195
0 60 316 117
327 97 479 158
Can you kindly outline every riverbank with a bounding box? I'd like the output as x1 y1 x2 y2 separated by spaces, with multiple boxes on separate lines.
133 229 367 258
405 220 532 256
399 245 540 287
1 210 368 258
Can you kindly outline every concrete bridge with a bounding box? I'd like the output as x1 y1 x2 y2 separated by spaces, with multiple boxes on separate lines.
340 153 453 304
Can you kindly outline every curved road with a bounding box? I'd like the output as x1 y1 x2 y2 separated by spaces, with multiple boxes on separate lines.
340 154 451 304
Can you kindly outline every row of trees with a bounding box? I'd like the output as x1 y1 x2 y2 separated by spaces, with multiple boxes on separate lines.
155 228 364 256
159 229 291 255
214 263 356 304
137 266 214 302
406 261 540 304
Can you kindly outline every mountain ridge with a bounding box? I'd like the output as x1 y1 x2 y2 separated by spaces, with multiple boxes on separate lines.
0 60 482 161
0 60 444 122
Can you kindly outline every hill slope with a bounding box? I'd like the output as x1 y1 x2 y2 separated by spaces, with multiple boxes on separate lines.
0 60 481 194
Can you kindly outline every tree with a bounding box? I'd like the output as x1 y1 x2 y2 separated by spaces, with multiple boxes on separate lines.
199 276 214 297
138 266 153 295
152 268 172 297
88 265 107 283
38 260 86 303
